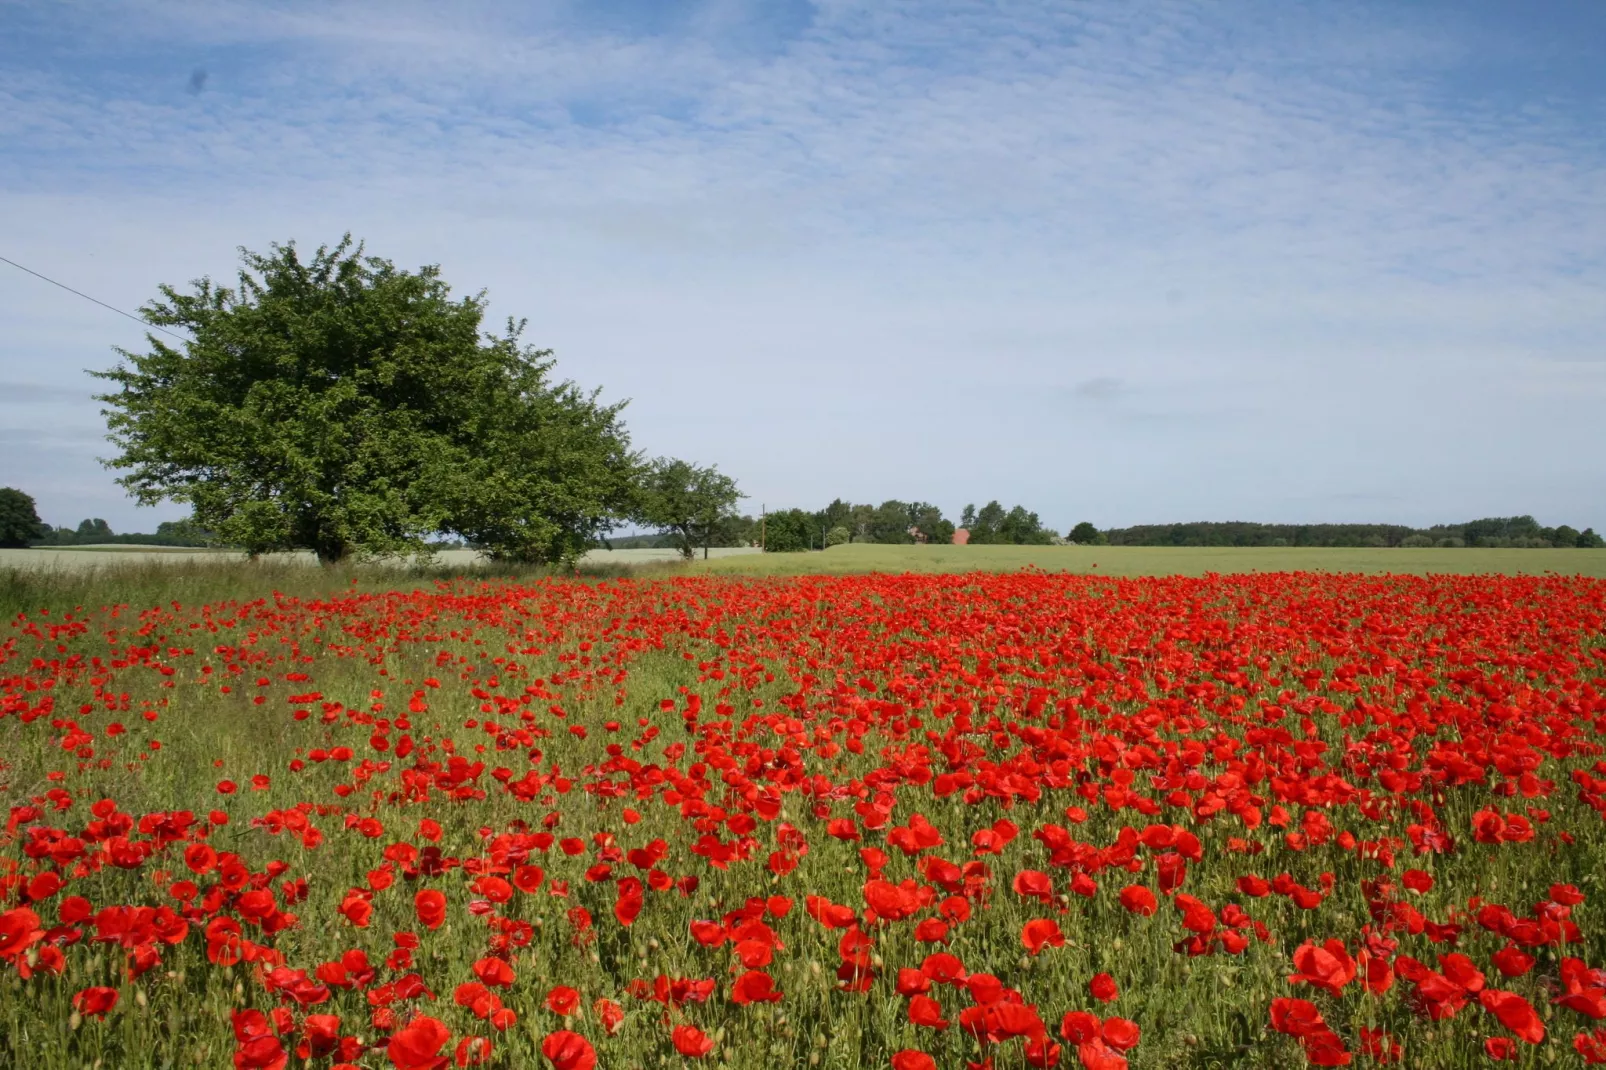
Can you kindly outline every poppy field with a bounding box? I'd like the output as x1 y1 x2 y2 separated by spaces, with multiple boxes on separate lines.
4 570 1606 1069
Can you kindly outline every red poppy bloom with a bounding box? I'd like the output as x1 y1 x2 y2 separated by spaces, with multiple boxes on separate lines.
1117 886 1157 916
730 971 782 1005
1012 870 1054 904
1269 998 1326 1037
414 890 447 931
1480 989 1544 1044
388 1016 451 1070
1021 918 1065 955
1102 1017 1140 1051
72 986 119 1019
672 1025 714 1058
540 1030 596 1070
471 958 514 988
909 995 949 1030
1288 939 1356 996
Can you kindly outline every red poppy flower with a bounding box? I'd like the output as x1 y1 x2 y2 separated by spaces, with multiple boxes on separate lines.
1117 886 1157 916
72 986 119 1019
1288 939 1356 996
1021 918 1065 955
414 890 447 931
731 971 782 1005
672 1025 714 1058
388 1016 451 1070
595 999 625 1035
1480 989 1544 1044
1089 973 1119 1003
1269 998 1326 1037
1012 870 1054 904
1094 1018 1136 1052
471 958 514 988
909 995 949 1029
541 1030 596 1070
891 1052 936 1070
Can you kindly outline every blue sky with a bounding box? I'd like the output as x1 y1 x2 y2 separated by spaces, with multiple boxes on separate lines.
2 0 1604 533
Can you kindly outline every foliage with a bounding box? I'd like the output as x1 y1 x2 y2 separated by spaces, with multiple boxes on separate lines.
631 459 744 560
94 236 636 566
0 487 48 548
440 327 639 566
1068 522 1106 545
824 525 851 548
1105 517 1602 549
76 518 114 541
961 500 1054 545
762 507 820 552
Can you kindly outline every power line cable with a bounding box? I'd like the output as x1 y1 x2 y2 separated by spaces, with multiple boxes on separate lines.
0 253 187 341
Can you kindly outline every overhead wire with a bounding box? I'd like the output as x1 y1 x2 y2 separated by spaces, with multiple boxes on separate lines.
0 253 187 341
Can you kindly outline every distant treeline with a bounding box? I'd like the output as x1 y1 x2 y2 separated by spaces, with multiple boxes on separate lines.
30 518 221 548
1101 516 1604 549
606 499 1056 553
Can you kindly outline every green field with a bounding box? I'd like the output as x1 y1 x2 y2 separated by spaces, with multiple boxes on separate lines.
6 542 1604 622
692 541 1606 577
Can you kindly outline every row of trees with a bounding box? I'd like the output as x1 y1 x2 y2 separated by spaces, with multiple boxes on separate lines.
740 499 1059 553
11 237 745 564
612 498 1063 554
20 515 217 548
1099 517 1604 549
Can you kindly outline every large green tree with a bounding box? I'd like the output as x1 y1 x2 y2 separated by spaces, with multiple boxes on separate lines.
94 237 637 565
632 458 743 560
0 487 48 548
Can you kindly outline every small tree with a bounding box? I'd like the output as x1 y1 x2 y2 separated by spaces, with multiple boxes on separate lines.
75 518 114 541
762 508 817 552
824 525 851 548
0 487 48 548
633 458 742 560
1579 528 1605 549
1068 521 1105 545
155 518 216 546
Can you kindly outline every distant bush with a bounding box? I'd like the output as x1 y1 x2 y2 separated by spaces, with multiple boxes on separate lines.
824 526 850 548
1400 534 1434 548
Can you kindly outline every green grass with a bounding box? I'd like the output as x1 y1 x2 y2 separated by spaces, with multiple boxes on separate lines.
7 543 1603 621
691 542 1606 577
0 555 639 621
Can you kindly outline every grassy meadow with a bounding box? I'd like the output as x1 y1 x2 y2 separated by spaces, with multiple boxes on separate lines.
692 542 1606 578
6 543 1606 621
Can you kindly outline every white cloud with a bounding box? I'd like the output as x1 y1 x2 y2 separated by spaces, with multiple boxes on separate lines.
1 0 1603 531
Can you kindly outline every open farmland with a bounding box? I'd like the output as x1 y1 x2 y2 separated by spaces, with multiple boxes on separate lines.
4 571 1606 1070
696 543 1606 579
0 547 763 573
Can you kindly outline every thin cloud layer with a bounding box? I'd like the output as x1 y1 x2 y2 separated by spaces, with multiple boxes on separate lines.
1 0 1602 531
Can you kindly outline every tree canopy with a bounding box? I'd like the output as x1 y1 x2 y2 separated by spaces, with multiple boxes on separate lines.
0 488 47 548
94 236 638 565
632 458 743 560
